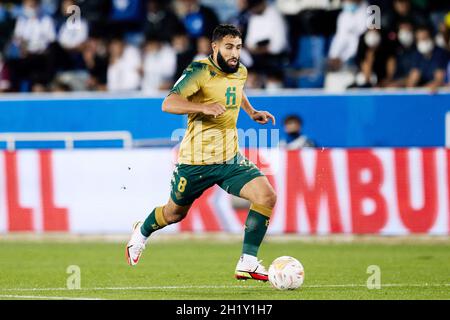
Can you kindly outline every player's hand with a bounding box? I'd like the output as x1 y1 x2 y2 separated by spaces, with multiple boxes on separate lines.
251 110 276 125
202 103 226 117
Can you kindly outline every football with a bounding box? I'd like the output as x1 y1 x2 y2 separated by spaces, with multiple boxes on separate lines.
268 256 305 290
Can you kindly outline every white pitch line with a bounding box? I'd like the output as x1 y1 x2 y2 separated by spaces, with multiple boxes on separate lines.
0 283 449 292
0 285 252 292
0 294 103 300
305 283 450 288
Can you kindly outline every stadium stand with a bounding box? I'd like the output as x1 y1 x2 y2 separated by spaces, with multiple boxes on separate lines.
0 0 449 93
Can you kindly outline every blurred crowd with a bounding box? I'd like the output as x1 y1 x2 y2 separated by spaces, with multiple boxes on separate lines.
1 0 450 93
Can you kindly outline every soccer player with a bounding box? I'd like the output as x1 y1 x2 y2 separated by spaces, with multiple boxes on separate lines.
126 24 277 281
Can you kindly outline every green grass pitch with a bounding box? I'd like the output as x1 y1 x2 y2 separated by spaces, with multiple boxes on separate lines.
0 236 449 300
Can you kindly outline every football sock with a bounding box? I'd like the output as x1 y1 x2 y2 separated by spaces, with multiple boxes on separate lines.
133 228 148 243
242 204 272 257
140 206 168 237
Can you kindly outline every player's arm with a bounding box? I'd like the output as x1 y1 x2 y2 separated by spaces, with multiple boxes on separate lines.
163 62 226 116
162 93 226 116
242 92 276 125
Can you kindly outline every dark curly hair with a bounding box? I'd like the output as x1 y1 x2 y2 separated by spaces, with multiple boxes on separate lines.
212 24 242 42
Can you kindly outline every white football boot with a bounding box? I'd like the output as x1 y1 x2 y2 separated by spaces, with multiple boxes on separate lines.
125 221 147 266
235 255 269 281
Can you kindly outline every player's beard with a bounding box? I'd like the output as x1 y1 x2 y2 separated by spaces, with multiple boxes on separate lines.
217 51 240 74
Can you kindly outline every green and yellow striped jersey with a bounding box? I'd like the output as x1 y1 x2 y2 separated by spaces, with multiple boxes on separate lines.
170 56 248 165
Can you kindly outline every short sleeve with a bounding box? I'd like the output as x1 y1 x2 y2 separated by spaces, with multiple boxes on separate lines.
170 62 209 98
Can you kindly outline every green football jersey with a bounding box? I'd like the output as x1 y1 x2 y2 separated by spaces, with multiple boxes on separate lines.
170 56 248 165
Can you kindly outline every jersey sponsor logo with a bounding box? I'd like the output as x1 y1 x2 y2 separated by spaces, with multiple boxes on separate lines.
225 86 237 107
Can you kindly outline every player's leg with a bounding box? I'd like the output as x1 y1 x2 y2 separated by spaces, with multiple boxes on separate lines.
126 198 191 266
126 162 215 266
140 198 191 236
235 176 276 281
239 176 276 256
218 153 276 280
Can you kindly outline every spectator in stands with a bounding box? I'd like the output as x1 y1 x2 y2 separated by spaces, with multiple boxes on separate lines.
428 0 450 33
435 13 450 52
52 0 89 71
245 0 288 89
226 0 255 88
228 0 251 40
13 0 56 54
386 20 417 87
107 36 141 92
40 0 58 16
275 0 340 89
368 0 392 12
245 0 288 56
192 36 212 61
75 0 111 37
171 30 195 81
406 26 449 91
327 0 368 71
109 0 144 35
143 0 183 43
276 0 341 53
353 29 396 88
276 0 341 16
141 34 177 93
82 37 108 91
174 0 220 39
0 52 11 92
384 0 430 34
0 3 15 51
9 0 56 91
279 115 316 149
57 0 89 51
245 68 264 89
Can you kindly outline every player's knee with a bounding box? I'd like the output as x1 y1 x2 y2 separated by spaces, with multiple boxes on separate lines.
266 191 277 209
258 190 277 209
165 212 185 224
164 214 179 224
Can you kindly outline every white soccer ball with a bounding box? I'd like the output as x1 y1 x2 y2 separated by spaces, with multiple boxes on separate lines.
268 256 304 290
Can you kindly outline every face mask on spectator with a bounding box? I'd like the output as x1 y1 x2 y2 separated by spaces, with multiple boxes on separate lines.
398 29 414 47
364 31 381 48
343 1 358 13
435 34 447 48
417 39 434 55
